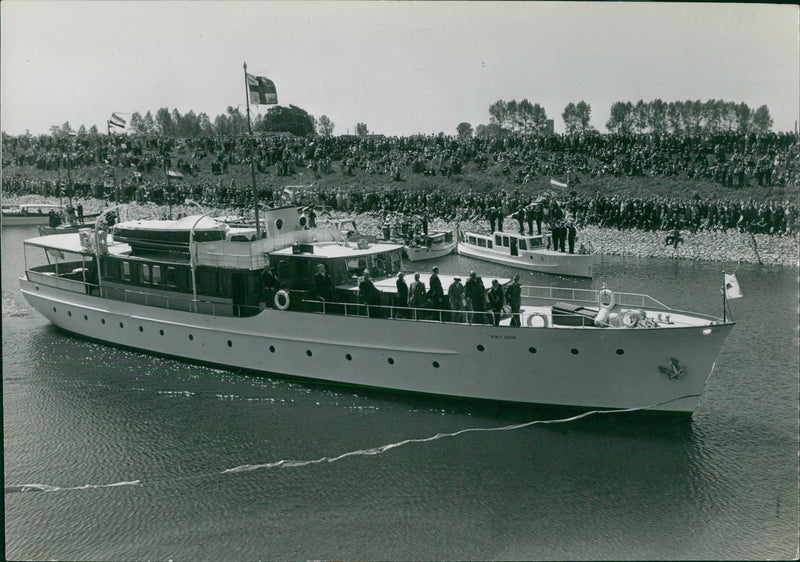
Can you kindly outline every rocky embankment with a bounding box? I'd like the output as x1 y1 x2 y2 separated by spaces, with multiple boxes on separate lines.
4 194 798 267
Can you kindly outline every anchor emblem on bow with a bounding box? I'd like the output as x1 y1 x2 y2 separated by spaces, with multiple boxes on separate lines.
659 357 685 380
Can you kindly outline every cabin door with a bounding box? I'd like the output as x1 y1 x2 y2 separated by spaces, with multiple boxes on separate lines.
510 238 518 256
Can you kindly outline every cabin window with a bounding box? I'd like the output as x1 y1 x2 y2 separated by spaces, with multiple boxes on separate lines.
502 236 510 248
141 264 150 283
468 236 477 244
477 238 487 248
530 238 543 248
488 240 493 248
152 265 161 285
519 240 527 250
122 261 131 280
495 235 502 246
165 267 177 288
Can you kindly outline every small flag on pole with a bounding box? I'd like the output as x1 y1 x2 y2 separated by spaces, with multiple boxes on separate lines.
247 73 278 105
109 112 126 128
724 273 743 299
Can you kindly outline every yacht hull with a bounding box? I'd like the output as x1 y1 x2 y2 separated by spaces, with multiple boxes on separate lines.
21 277 732 413
458 242 595 278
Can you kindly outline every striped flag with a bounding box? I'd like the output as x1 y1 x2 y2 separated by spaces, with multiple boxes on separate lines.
247 73 278 105
109 112 126 128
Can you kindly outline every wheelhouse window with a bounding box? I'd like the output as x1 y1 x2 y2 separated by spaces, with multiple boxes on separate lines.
152 265 161 285
519 239 527 250
141 264 151 283
122 261 131 280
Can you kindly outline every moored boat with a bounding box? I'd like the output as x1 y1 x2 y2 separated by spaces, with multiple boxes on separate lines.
19 205 734 414
2 204 65 227
457 229 596 278
402 230 456 262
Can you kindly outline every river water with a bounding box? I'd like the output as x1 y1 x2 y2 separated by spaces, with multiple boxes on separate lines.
3 224 798 560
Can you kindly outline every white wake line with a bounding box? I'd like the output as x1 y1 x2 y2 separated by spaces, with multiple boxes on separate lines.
6 394 698 493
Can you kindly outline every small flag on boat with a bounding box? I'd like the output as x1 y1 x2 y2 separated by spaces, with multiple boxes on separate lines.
247 73 278 105
550 179 568 189
724 273 743 299
109 113 126 128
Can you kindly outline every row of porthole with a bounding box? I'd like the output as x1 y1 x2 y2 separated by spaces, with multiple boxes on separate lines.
53 306 625 358
267 345 442 368
476 343 625 355
53 306 234 348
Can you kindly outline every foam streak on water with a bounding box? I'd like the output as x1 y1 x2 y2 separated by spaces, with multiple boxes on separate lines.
6 396 695 494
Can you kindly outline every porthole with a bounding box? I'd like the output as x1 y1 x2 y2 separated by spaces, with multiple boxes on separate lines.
53 307 57 313
84 315 88 321
139 326 144 332
119 322 124 328
227 340 233 347
67 311 72 317
188 334 194 341
306 350 312 357
35 285 40 291
269 345 276 353
346 353 352 361
616 349 624 355
432 361 440 368
529 347 537 354
159 329 164 336
101 318 106 325
477 345 485 352
387 358 394 365
571 348 579 355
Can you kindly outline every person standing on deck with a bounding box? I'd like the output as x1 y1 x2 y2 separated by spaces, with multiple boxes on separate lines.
448 277 466 323
395 271 409 318
313 264 335 302
428 265 444 311
505 273 522 327
488 279 505 326
407 272 427 318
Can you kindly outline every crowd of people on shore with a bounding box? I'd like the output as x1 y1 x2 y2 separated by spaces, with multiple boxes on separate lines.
3 130 798 236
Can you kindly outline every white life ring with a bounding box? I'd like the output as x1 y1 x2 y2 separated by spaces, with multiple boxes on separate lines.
526 312 549 327
597 288 615 308
274 290 290 311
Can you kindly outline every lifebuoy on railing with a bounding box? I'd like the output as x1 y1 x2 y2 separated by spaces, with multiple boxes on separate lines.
274 290 290 311
597 288 615 308
525 312 549 327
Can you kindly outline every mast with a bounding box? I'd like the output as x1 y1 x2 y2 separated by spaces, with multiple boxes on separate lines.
243 62 262 238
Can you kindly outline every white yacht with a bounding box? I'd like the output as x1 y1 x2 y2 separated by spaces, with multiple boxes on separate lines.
19 206 734 414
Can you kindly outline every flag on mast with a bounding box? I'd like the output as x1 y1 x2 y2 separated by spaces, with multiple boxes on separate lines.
109 112 126 128
724 273 743 299
247 73 278 105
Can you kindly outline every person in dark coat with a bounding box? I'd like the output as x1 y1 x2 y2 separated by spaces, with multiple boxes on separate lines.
487 207 497 233
488 279 505 326
407 272 427 312
428 265 444 310
358 269 382 317
463 271 479 323
395 271 409 318
567 222 577 254
505 273 522 327
313 264 335 301
474 275 488 324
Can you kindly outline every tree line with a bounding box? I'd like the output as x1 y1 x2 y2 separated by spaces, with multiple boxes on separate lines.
38 97 773 142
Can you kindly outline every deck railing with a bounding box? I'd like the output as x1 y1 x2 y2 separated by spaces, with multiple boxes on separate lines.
28 268 709 325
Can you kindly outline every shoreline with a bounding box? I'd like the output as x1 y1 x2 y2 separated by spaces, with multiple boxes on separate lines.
3 193 798 267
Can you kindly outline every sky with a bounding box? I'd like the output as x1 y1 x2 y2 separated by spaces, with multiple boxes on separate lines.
1 1 798 136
